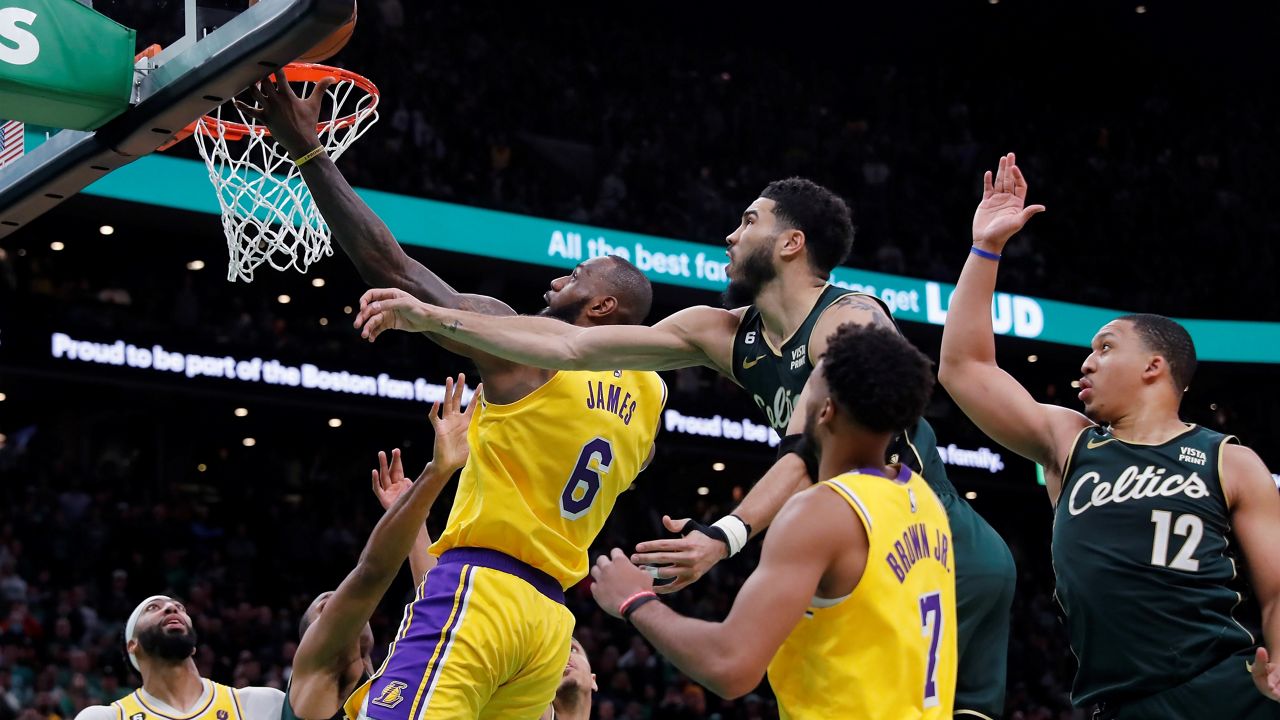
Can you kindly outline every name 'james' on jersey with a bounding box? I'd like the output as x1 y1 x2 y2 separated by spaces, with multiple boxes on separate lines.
1052 424 1259 707
430 369 666 589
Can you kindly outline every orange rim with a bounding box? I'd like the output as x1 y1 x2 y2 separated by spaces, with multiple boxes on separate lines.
170 63 379 146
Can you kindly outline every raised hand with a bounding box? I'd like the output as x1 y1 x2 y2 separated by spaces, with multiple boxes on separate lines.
371 448 410 511
429 374 478 475
354 288 440 342
972 152 1046 253
233 67 336 159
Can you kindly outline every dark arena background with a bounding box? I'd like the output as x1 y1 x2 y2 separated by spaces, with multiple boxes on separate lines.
1 2 1279 719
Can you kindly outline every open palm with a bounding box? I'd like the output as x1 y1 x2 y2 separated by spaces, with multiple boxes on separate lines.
972 152 1046 250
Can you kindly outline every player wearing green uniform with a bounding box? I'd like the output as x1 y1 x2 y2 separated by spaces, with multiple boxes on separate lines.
939 153 1280 719
355 177 1015 718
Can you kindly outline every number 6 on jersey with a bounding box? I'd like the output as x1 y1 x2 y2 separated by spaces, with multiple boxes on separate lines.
560 438 614 519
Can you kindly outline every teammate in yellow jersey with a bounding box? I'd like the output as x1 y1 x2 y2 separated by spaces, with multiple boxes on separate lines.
243 70 665 720
73 597 284 720
590 324 957 720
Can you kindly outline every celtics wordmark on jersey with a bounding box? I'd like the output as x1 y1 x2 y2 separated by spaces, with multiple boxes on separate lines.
1053 424 1259 707
768 466 958 720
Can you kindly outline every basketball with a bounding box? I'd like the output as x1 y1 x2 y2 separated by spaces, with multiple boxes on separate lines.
250 0 356 63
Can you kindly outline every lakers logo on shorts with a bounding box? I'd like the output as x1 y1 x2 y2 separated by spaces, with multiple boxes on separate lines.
371 681 408 709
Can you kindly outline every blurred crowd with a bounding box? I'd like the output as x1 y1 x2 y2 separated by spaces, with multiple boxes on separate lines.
0 422 1080 720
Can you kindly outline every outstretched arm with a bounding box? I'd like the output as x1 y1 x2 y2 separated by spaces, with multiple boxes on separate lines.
1225 445 1280 702
937 152 1088 503
290 376 475 715
591 487 854 699
370 449 441 586
355 290 740 373
631 292 894 593
240 71 514 318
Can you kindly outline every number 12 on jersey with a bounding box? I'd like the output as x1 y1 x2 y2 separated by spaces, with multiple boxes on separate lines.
560 438 614 519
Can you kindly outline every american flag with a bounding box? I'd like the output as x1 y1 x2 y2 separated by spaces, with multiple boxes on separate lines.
0 120 24 169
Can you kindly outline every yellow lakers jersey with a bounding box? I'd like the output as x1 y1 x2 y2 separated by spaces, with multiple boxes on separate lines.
430 369 665 588
112 680 245 720
768 468 958 720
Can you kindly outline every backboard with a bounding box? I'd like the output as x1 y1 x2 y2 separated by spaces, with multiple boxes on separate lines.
0 0 355 238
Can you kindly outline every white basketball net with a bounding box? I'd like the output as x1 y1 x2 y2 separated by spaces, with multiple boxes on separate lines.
192 72 378 282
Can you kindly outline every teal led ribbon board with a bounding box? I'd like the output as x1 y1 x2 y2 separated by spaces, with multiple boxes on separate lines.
58 142 1280 364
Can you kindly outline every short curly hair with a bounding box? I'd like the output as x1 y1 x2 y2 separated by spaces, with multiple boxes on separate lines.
1116 313 1197 393
761 177 854 276
822 324 935 432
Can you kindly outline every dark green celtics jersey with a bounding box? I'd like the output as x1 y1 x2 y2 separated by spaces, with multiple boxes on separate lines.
1052 424 1259 707
730 285 957 496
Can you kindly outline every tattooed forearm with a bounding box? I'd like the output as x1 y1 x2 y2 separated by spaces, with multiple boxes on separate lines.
444 319 462 335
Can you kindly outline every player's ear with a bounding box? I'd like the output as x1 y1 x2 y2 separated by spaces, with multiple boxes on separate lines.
589 295 618 319
590 673 598 692
818 397 835 426
1142 354 1165 384
778 228 806 262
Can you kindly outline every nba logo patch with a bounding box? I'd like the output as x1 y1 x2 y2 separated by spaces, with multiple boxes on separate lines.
217 711 228 720
614 370 622 378
372 681 408 709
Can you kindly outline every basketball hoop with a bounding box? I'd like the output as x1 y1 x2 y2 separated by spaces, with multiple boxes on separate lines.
184 63 379 282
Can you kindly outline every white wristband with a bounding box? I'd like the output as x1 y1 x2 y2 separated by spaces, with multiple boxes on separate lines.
712 515 750 557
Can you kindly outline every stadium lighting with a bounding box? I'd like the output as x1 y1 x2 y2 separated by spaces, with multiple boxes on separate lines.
50 241 65 251
197 463 207 472
0 393 6 402
697 486 710 496
99 225 114 236
187 260 205 271
712 462 725 471
1027 355 1038 363
1070 380 1081 388
343 305 353 314
312 278 326 288
319 318 329 326
1135 4 1146 13
1210 403 1218 411
278 294 291 304
242 437 256 447
965 491 978 500
328 418 343 428
234 407 249 417
0 434 6 446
